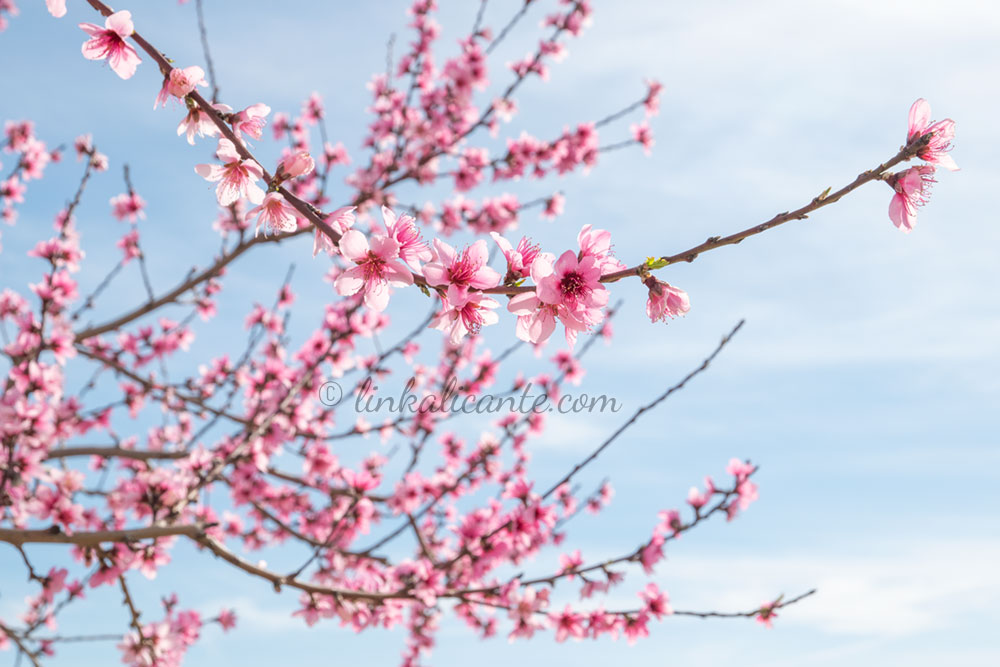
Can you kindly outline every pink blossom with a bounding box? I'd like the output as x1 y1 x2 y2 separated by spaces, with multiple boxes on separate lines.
247 192 298 237
644 277 690 322
644 79 663 116
552 606 586 642
906 98 958 171
639 583 672 619
535 250 609 335
313 206 356 256
177 107 220 145
422 239 501 292
155 66 206 109
381 206 432 271
541 192 564 220
429 286 500 344
279 151 315 179
887 165 935 233
117 229 140 262
756 600 779 628
334 230 413 311
490 232 542 281
631 121 654 155
194 138 265 206
79 10 141 80
110 192 146 222
216 609 237 631
232 103 271 141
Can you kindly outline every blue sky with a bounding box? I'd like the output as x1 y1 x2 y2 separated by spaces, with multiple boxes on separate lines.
1 0 999 665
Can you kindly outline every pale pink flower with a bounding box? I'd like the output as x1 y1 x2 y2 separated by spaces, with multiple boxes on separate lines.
906 98 958 171
278 151 315 179
177 107 219 145
491 232 542 281
313 206 356 256
232 103 270 141
631 121 654 155
79 10 141 80
430 285 500 344
216 609 236 631
194 138 265 206
334 230 413 311
247 192 297 237
47 0 66 18
537 250 609 315
887 165 935 233
639 583 672 619
644 277 690 322
155 65 206 109
423 239 501 292
381 206 432 271
507 292 559 345
110 192 146 222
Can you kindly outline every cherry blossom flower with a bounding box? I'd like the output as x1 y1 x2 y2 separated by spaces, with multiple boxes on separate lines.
907 98 958 171
639 583 672 619
194 138 265 206
644 277 690 322
313 206 356 256
490 232 542 281
534 250 610 342
278 151 315 179
381 206 432 270
79 10 141 80
430 285 500 344
110 191 146 222
423 239 501 292
887 165 935 233
177 106 219 145
334 230 413 311
232 103 271 141
631 121 654 155
247 192 298 237
155 65 206 109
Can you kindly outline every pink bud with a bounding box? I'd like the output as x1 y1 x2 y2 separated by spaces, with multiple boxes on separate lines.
279 151 315 178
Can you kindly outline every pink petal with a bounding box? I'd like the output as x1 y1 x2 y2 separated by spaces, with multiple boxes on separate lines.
194 164 223 181
334 266 365 296
907 98 931 141
338 230 370 261
384 261 414 287
105 10 134 38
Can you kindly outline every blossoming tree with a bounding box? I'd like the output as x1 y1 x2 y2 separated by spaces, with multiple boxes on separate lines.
0 0 957 665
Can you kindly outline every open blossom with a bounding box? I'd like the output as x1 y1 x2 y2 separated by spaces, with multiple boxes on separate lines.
906 98 958 171
430 285 500 344
644 276 690 322
232 103 271 141
110 192 146 222
247 192 297 237
194 138 265 206
887 165 935 233
278 151 315 179
537 250 609 319
381 206 432 270
490 232 542 281
631 121 654 155
334 230 413 311
79 10 141 80
313 206 356 256
155 65 206 109
423 239 501 292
